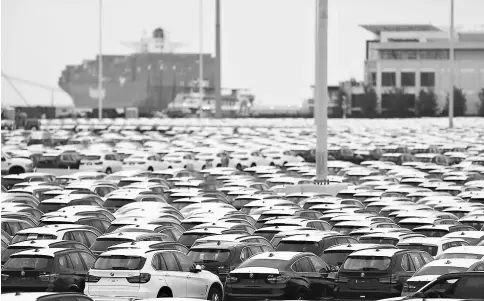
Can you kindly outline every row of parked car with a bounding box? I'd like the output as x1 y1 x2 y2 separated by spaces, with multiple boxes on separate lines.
1 119 484 301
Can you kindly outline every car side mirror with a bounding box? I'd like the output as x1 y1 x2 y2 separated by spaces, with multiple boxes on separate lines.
191 264 202 273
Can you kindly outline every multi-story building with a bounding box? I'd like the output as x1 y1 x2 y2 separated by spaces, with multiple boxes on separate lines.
360 24 484 114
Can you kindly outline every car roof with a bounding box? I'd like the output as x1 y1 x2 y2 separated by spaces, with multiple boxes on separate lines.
98 248 151 258
439 246 484 254
443 231 484 238
324 243 395 252
280 232 340 242
423 258 480 268
250 251 305 261
7 239 75 248
349 248 403 257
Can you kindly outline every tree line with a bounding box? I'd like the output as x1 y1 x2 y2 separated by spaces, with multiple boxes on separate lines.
337 86 484 118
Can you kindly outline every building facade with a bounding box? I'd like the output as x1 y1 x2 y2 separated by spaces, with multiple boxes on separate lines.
361 24 484 114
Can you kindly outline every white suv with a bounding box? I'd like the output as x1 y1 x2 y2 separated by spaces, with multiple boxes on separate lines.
1 151 34 175
86 248 223 301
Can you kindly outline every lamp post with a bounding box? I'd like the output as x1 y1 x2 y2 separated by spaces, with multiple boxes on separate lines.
198 0 204 117
98 0 103 120
314 0 329 184
449 0 455 128
215 0 222 119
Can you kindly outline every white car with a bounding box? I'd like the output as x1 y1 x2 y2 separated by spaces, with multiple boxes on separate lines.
229 150 273 170
79 152 123 174
1 151 34 175
86 248 223 300
163 153 204 170
123 153 169 171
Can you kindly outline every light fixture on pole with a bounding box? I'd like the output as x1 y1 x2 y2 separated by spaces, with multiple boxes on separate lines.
98 0 104 120
314 0 329 184
449 0 455 128
198 0 204 117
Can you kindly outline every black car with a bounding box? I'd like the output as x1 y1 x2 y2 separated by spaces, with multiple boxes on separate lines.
188 241 274 282
335 248 434 299
36 152 81 169
1 248 95 292
224 251 336 300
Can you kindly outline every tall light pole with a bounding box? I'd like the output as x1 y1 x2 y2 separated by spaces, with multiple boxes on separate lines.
314 0 329 184
198 0 204 117
215 0 222 119
98 0 104 120
449 0 455 128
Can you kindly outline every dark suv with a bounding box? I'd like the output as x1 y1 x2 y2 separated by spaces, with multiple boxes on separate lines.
334 248 434 299
1 248 95 292
188 241 274 282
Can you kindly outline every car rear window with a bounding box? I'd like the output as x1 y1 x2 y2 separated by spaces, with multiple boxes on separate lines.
4 256 53 271
342 256 392 271
322 250 353 267
188 249 231 263
178 234 209 247
238 258 287 270
103 199 135 209
93 255 145 270
359 237 399 246
90 238 132 252
398 244 438 256
438 253 484 260
415 265 468 276
12 233 57 244
276 241 320 255
83 155 101 161
1 247 37 263
414 230 448 237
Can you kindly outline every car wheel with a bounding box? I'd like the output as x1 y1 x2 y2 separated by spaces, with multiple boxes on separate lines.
236 163 242 170
168 166 172 169
148 166 154 172
8 166 25 175
251 163 257 167
157 287 173 298
105 167 112 174
207 286 222 301
216 164 222 167
270 162 275 166
294 288 307 300
202 165 206 170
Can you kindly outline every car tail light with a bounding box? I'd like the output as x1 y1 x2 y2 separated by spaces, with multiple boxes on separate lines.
402 283 417 292
266 275 290 284
335 275 349 283
126 273 151 283
85 273 101 283
1 274 8 281
38 273 59 282
95 162 103 165
379 274 398 284
225 275 238 284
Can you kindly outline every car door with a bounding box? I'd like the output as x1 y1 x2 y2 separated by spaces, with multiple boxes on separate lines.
309 255 334 296
67 251 88 291
159 252 187 297
55 253 77 290
292 256 325 298
175 252 207 298
398 254 415 283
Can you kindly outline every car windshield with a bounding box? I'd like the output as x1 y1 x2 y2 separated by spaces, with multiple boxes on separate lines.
322 250 353 267
398 244 438 256
276 241 320 255
187 249 231 263
438 253 484 260
342 256 392 271
104 199 135 208
93 255 145 270
415 265 469 276
4 256 52 271
179 234 208 247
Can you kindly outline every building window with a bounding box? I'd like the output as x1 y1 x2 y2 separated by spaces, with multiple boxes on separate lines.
419 50 449 60
401 72 416 87
421 72 435 87
370 72 377 86
382 72 396 87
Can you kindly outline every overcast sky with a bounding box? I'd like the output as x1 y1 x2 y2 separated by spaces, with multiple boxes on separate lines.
2 0 484 106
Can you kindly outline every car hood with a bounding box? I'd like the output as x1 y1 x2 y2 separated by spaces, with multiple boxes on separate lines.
407 275 440 283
